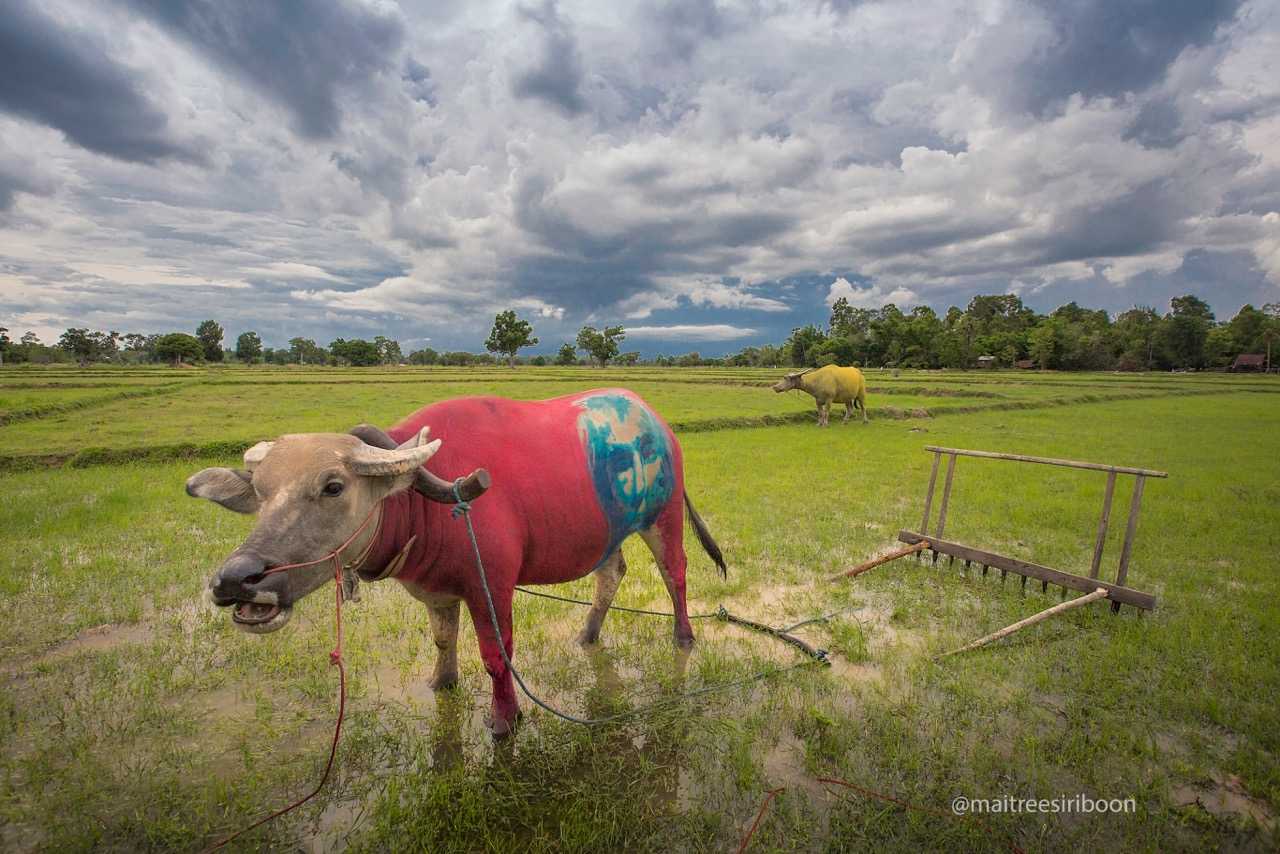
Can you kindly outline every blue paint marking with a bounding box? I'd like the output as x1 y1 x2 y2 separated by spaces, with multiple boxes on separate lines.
576 393 675 563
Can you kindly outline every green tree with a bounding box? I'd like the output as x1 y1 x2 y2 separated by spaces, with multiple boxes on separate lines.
58 328 117 366
195 320 224 362
555 342 578 365
576 325 625 367
1226 304 1269 356
408 347 439 365
154 333 204 366
485 310 540 367
1114 307 1160 370
784 324 827 367
1262 303 1280 372
0 326 8 365
1162 294 1214 369
235 331 263 364
552 343 578 366
288 337 325 365
329 338 381 366
373 336 403 365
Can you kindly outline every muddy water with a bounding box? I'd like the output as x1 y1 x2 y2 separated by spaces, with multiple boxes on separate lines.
1172 772 1276 830
28 622 155 668
296 582 914 851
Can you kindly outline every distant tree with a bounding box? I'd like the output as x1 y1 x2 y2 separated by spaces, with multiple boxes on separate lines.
485 310 540 367
408 347 439 365
58 328 116 366
617 351 641 366
235 331 263 364
676 351 703 367
329 338 381 366
440 350 485 366
530 354 547 366
576 325 625 367
1204 326 1237 369
0 326 8 365
288 337 325 365
373 335 403 365
784 324 827 367
195 320 224 362
1162 294 1214 369
154 333 204 366
555 342 578 365
1262 303 1280 372
1114 307 1160 370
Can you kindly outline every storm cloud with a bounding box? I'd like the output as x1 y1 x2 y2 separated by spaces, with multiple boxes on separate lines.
123 0 406 138
1 0 1278 354
0 0 200 162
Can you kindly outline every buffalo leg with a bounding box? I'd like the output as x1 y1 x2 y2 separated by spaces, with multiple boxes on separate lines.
843 402 854 423
579 550 626 646
860 395 868 423
641 512 695 649
465 593 520 737
427 600 461 690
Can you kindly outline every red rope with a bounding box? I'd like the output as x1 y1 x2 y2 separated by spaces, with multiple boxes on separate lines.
199 508 372 852
736 779 1025 854
735 788 784 854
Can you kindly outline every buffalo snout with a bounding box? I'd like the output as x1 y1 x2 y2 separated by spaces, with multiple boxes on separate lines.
209 552 270 605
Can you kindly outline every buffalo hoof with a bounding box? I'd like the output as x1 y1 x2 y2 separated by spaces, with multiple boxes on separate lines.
673 632 695 651
486 709 523 740
577 627 601 647
430 671 460 691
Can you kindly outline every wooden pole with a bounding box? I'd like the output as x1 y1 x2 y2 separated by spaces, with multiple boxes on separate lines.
935 453 958 539
920 451 942 535
1089 470 1117 579
922 446 1167 478
829 541 929 581
936 587 1109 658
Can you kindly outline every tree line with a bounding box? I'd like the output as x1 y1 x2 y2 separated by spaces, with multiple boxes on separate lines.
3 293 1277 371
769 293 1280 372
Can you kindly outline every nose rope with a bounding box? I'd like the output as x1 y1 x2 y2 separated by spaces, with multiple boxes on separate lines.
202 502 383 852
260 501 383 577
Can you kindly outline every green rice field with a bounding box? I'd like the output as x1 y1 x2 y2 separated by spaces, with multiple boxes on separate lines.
1 365 1277 852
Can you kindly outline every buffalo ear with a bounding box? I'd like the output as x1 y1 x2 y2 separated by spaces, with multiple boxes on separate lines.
186 467 259 514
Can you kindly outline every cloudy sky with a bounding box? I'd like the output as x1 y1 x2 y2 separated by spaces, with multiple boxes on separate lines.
2 0 1278 355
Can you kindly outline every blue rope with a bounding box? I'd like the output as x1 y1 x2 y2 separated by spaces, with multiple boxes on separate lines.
449 478 824 727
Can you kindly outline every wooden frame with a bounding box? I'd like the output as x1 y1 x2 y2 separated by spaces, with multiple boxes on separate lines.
905 446 1164 612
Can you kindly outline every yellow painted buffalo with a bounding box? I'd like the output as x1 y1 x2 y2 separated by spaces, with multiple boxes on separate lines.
772 365 868 426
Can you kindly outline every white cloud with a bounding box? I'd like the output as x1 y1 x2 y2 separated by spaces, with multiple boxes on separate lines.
1 0 1277 349
825 277 917 309
626 324 758 340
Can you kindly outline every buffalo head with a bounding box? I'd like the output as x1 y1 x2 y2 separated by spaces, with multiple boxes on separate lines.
186 428 440 634
772 368 813 393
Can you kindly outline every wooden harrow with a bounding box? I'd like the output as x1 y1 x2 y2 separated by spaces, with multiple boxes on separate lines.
834 445 1165 655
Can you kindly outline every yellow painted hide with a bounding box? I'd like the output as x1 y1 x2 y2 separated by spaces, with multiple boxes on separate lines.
798 365 867 406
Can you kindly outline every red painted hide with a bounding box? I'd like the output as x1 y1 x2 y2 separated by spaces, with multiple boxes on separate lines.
355 388 696 732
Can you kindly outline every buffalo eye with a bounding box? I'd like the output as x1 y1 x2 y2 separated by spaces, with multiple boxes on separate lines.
322 481 345 497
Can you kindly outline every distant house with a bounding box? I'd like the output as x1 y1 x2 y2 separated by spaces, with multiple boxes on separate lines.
1014 359 1037 370
1231 354 1266 372
976 355 996 369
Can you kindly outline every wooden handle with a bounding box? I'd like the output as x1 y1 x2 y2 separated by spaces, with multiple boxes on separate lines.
937 587 1109 659
830 541 929 581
